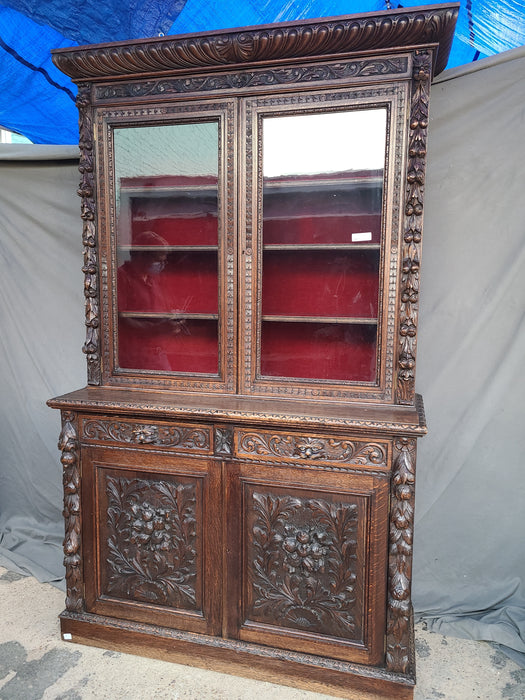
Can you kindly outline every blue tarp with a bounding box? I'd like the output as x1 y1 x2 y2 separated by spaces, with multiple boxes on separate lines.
0 0 524 144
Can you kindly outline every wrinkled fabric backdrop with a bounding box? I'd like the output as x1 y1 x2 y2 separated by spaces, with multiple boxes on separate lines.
1 47 524 663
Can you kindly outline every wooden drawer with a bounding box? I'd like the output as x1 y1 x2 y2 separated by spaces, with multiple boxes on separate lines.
233 427 390 470
79 415 213 455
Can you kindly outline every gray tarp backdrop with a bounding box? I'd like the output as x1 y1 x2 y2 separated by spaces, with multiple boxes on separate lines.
1 47 524 663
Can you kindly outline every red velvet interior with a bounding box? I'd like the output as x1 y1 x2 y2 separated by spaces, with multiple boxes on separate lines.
262 250 379 319
260 321 377 382
263 177 383 245
130 196 218 246
263 214 381 245
118 318 218 374
117 251 218 314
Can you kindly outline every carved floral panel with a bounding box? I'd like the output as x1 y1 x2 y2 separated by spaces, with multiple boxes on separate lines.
100 473 200 611
243 487 364 641
82 418 211 452
237 429 388 468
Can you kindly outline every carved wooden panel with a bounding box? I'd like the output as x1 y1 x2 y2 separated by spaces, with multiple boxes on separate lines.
231 465 389 665
81 416 212 453
98 471 200 612
235 428 389 470
244 488 362 640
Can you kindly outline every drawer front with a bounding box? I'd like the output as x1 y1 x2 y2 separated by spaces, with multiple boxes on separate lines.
234 427 390 470
80 415 213 455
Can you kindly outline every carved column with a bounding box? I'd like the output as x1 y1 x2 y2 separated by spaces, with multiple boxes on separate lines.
77 83 101 385
386 436 416 674
58 410 84 612
397 50 432 405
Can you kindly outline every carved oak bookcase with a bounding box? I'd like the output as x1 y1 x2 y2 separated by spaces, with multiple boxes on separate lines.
48 5 458 698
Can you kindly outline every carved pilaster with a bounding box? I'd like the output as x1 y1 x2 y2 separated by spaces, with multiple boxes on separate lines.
77 83 101 385
386 437 416 673
397 50 432 405
58 411 84 612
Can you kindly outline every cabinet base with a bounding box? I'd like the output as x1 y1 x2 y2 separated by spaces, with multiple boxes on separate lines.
59 611 415 699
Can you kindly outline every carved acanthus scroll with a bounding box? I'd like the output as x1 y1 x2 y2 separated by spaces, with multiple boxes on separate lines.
59 411 84 612
82 418 211 451
238 430 387 467
386 437 416 673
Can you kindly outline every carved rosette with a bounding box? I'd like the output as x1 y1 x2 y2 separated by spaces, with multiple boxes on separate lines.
58 411 84 612
386 437 416 673
246 491 360 639
397 51 432 405
214 427 233 456
82 418 210 451
77 83 101 385
238 431 387 467
104 475 198 609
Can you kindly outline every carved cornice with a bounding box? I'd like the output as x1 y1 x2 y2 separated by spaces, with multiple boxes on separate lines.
52 5 458 81
77 84 101 385
396 51 432 405
58 411 84 613
386 437 416 674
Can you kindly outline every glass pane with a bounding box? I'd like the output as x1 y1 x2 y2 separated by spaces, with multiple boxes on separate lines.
114 122 219 374
260 109 387 383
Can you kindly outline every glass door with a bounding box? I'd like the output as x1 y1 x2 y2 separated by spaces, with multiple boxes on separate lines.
106 106 236 392
241 97 393 399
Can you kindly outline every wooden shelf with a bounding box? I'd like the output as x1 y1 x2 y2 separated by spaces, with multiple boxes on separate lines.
261 315 378 325
119 311 218 320
263 243 380 251
118 245 218 252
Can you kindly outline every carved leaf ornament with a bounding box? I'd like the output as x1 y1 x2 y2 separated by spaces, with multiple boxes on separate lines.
59 411 84 612
386 437 416 673
397 51 431 404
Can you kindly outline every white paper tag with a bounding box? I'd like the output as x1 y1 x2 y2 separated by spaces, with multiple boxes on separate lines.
63 633 72 641
352 232 373 242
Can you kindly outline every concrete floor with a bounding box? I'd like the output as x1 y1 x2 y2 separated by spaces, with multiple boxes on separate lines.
1 566 524 700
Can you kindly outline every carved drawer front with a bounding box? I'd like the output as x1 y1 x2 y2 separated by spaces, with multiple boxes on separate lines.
82 447 221 635
234 428 389 470
226 463 389 665
80 415 213 454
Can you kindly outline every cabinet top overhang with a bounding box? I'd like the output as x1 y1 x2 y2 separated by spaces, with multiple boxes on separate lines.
52 3 459 83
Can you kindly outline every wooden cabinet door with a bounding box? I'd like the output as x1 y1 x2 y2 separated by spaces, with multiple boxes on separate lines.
225 462 389 665
82 446 222 636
